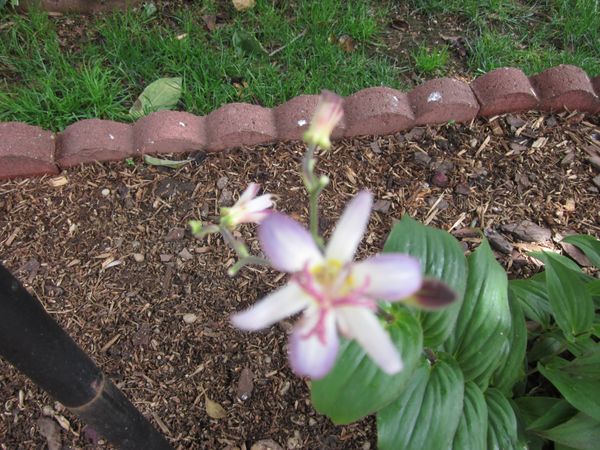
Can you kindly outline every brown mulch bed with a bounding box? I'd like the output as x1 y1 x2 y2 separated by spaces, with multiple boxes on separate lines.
1 111 600 450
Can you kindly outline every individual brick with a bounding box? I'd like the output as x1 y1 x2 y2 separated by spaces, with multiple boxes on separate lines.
471 67 539 116
56 119 134 168
18 0 142 14
530 65 600 113
274 94 347 141
409 78 479 126
0 122 59 180
592 76 600 112
134 111 206 155
206 103 277 151
344 87 414 137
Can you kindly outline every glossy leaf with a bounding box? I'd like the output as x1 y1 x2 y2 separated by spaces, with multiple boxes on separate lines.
514 397 564 427
491 291 527 394
451 381 488 450
509 278 552 328
537 413 600 450
383 215 467 347
562 235 600 268
528 399 577 432
311 309 422 424
537 252 594 338
538 346 600 421
377 354 464 450
129 77 182 118
446 239 511 388
486 388 519 450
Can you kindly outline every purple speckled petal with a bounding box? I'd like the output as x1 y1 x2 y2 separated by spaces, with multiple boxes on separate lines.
352 254 422 301
231 283 310 331
326 191 372 263
289 308 339 379
336 307 403 374
259 212 323 272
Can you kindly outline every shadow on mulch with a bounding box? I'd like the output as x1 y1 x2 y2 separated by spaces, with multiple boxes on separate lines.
1 111 599 449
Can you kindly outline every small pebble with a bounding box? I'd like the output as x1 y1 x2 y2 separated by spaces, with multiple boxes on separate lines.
183 313 197 324
133 253 145 262
101 189 110 196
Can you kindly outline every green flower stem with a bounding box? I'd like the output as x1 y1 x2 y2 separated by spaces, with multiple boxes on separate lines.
219 226 249 258
302 143 327 249
191 224 220 239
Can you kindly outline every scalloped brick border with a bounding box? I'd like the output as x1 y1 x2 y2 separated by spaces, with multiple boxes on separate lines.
1 64 599 180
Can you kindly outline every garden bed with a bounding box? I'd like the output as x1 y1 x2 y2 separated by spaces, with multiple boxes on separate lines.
1 111 600 448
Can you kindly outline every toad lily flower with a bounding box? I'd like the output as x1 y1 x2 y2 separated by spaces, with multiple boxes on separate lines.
231 191 424 379
220 183 273 229
303 90 344 150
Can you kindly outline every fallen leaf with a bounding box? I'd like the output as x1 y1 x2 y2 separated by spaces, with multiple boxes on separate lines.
232 0 255 11
37 417 61 450
232 30 266 56
129 77 182 119
337 35 356 52
144 155 192 169
501 220 551 242
251 439 284 450
236 367 254 401
165 227 185 241
205 396 227 419
202 15 217 32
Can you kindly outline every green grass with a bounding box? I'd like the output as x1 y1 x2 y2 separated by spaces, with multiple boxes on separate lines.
1 0 599 130
0 1 401 130
412 45 449 75
408 0 600 76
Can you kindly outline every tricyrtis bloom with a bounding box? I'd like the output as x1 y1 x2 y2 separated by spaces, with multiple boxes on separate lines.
303 90 344 150
220 183 273 229
231 191 423 379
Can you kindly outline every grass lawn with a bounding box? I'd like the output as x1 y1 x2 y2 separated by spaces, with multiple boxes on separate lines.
0 0 599 130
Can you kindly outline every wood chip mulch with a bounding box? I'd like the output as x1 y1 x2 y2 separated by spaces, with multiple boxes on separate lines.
1 111 599 450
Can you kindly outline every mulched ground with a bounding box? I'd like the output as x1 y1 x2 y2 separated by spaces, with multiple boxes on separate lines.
1 111 600 450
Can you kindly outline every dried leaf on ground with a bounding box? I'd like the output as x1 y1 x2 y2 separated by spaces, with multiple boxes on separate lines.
205 397 227 419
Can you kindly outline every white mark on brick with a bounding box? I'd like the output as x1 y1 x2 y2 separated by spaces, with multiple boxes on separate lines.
392 96 399 102
427 91 442 103
530 88 537 97
297 119 307 126
108 134 115 140
179 122 186 127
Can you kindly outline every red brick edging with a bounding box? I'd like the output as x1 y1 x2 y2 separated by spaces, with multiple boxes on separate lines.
1 65 599 180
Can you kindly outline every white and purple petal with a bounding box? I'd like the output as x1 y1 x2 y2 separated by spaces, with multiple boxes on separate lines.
237 183 260 204
259 212 323 272
289 308 339 379
336 307 403 374
326 191 373 263
231 283 310 331
352 254 422 301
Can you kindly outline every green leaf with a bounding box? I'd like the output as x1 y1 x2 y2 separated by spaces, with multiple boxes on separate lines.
587 279 600 297
528 333 565 362
514 396 564 428
377 354 464 450
446 239 511 389
538 345 600 421
491 291 527 394
537 252 594 338
232 30 267 56
536 413 600 450
143 155 192 169
129 77 182 119
486 388 519 450
311 309 422 424
451 381 488 450
562 235 600 268
383 216 468 347
509 278 552 328
528 399 577 432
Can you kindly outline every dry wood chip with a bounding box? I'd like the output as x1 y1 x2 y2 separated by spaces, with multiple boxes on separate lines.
236 367 254 401
37 418 61 450
251 439 284 450
48 176 68 187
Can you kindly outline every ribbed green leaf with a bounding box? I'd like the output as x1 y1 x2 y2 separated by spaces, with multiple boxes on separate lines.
562 235 600 268
486 388 519 450
491 291 527 394
537 252 594 338
311 309 422 424
538 345 600 421
451 381 488 450
446 239 511 388
514 396 565 427
509 278 552 328
377 354 464 450
383 216 467 348
537 413 600 450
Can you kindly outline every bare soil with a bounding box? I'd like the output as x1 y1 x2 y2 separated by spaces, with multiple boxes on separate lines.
1 112 600 449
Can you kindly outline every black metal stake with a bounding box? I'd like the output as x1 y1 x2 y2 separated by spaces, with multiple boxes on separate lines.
0 263 173 450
